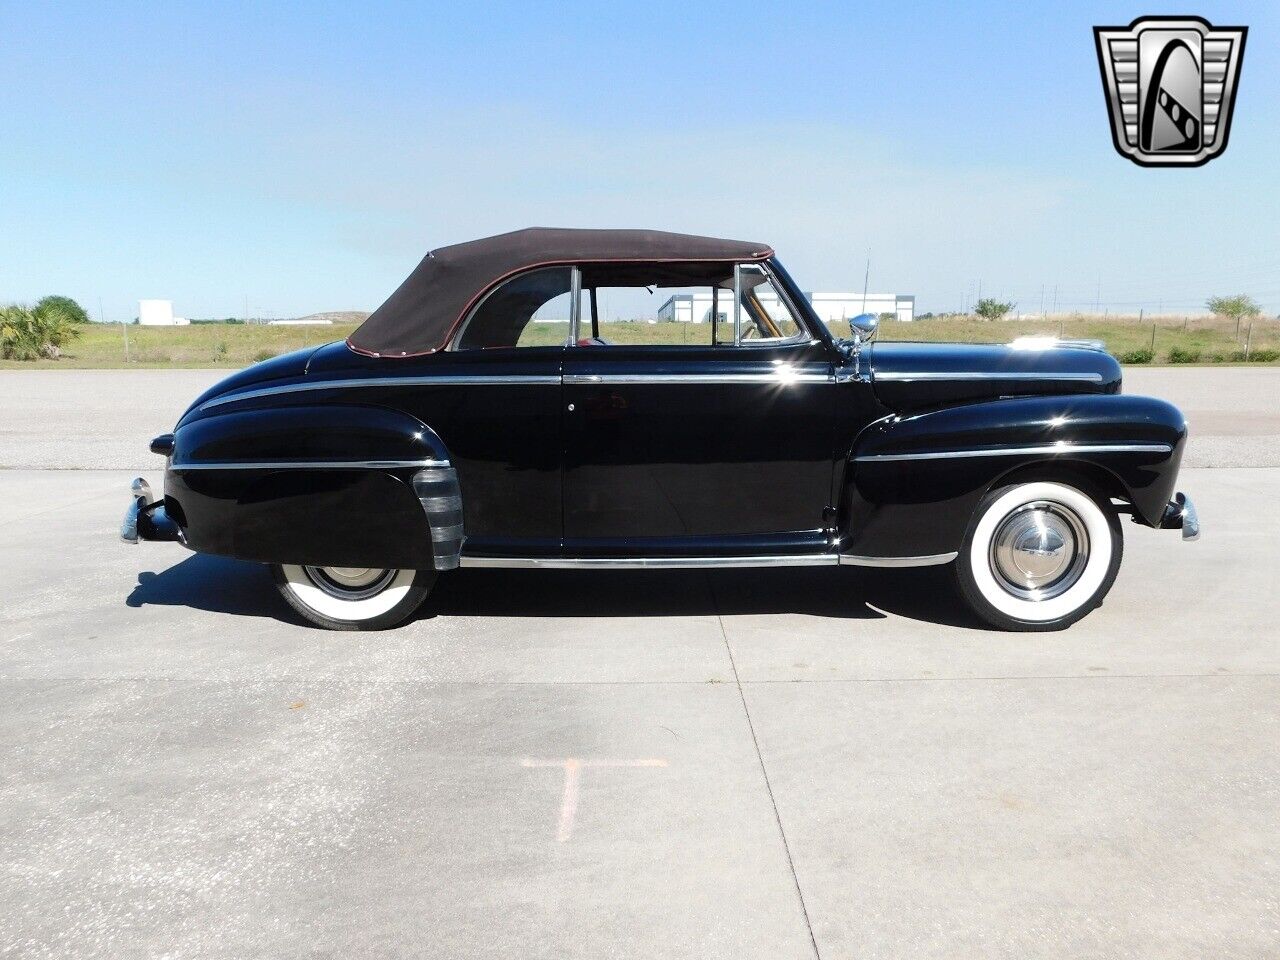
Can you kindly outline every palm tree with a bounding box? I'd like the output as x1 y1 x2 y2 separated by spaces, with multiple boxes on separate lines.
0 301 82 360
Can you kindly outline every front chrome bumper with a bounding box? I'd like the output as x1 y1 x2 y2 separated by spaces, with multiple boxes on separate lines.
121 477 184 544
1159 492 1200 541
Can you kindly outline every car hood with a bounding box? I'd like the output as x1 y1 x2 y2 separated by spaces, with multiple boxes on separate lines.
866 341 1122 413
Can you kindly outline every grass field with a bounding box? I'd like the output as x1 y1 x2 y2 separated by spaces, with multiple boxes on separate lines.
2 313 1277 368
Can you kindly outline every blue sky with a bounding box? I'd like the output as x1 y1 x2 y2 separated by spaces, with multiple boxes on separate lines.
2 0 1276 319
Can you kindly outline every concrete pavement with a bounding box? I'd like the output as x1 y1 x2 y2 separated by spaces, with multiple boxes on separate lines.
1 366 1278 958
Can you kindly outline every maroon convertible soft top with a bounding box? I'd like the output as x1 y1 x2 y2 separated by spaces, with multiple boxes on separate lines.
347 227 773 357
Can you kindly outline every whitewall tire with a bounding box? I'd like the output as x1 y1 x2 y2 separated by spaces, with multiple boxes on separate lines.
955 481 1122 631
271 564 435 630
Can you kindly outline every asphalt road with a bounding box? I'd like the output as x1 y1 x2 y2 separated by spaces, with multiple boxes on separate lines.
1 367 1278 959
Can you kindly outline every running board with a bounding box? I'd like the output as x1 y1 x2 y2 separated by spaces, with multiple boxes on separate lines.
457 552 957 570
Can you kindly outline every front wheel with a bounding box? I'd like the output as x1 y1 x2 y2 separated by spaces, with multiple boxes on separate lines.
271 564 435 630
955 480 1123 632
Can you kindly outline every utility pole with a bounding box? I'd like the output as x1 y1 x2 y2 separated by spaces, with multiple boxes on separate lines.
1053 284 1059 315
1040 284 1046 319
105 297 131 363
860 250 870 315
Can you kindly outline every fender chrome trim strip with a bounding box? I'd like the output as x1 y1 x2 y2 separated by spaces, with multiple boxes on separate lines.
839 552 957 567
872 370 1105 382
459 554 840 569
170 458 449 470
200 375 561 410
854 442 1172 463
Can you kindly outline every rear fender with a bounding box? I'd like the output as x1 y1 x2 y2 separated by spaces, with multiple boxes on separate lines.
842 394 1187 558
164 404 459 568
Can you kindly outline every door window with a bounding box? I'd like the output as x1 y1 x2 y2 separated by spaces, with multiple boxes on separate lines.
575 262 805 347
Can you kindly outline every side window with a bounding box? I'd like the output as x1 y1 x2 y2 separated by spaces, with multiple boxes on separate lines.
580 281 734 347
456 267 571 350
575 263 804 348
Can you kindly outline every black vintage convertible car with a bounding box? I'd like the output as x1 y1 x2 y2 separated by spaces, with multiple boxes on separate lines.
123 228 1197 630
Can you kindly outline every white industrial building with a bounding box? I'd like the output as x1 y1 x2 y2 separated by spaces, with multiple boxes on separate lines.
808 292 915 324
137 300 189 326
657 291 914 325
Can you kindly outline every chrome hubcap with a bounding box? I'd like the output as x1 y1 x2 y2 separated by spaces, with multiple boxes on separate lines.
302 566 395 601
989 501 1089 601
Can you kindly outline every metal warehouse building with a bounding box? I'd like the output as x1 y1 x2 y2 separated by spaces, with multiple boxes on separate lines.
658 291 915 325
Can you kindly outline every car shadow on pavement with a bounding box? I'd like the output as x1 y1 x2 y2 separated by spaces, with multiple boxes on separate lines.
126 554 301 624
125 553 987 630
426 564 985 628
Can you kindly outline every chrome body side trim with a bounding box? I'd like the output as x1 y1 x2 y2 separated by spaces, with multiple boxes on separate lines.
838 552 958 568
854 442 1172 464
459 554 840 569
199 376 560 411
201 366 833 410
563 370 829 385
171 458 449 471
460 551 961 569
873 370 1104 383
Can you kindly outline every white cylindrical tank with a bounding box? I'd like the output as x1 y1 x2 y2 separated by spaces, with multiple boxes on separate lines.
139 300 175 325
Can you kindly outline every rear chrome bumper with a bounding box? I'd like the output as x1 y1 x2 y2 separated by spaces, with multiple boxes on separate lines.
121 477 184 545
1159 492 1200 541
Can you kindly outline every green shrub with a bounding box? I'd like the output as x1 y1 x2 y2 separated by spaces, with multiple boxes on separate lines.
1209 352 1227 363
1168 346 1201 363
253 349 277 362
1248 348 1280 362
975 298 1015 321
1118 348 1154 364
35 295 89 324
1 302 83 360
214 341 229 359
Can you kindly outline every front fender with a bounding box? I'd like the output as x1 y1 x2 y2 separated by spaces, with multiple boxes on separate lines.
842 394 1187 559
164 404 455 568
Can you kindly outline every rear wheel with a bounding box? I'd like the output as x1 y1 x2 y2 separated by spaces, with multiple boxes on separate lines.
271 564 435 630
955 480 1122 631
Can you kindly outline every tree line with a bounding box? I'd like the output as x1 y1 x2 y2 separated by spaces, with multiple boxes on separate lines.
968 295 1263 324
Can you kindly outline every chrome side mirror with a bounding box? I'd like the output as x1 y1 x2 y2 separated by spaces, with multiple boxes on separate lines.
847 313 878 344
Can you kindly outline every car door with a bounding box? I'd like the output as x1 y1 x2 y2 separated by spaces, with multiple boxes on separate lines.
407 267 572 557
561 262 837 557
